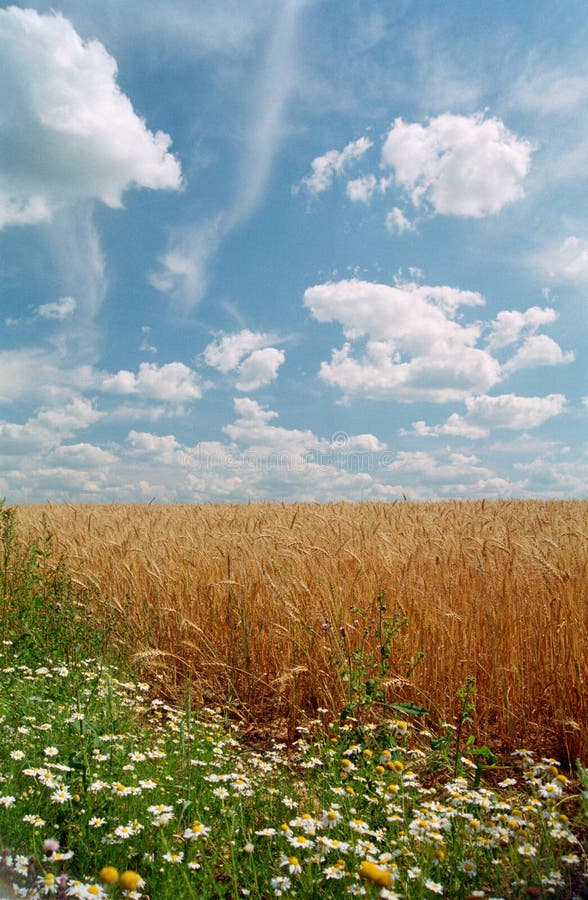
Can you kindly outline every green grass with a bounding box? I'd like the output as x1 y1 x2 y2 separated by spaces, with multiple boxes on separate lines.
0 504 586 899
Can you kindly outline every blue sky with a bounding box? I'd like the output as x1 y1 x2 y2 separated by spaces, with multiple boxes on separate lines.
1 0 586 502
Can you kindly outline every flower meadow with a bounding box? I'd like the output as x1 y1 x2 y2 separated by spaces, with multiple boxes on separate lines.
0 647 586 900
0 505 586 898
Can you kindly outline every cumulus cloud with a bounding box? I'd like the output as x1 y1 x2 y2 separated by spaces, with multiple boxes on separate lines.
294 137 373 196
304 278 499 402
37 297 77 320
346 173 394 204
502 334 574 374
51 442 116 467
0 348 96 403
204 329 284 391
412 393 567 439
381 113 532 217
204 329 275 372
0 6 181 229
235 348 285 391
101 362 204 404
223 397 325 456
0 396 102 455
486 306 558 350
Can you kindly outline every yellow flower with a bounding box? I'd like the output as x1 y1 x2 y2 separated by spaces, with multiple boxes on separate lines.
99 867 119 885
359 860 395 888
119 870 144 891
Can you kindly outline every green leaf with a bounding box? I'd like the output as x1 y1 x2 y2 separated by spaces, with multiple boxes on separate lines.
390 702 429 717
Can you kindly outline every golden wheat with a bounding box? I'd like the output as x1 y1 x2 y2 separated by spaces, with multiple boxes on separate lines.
16 500 588 761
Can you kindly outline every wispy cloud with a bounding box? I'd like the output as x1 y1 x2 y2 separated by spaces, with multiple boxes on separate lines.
152 0 310 308
227 0 309 228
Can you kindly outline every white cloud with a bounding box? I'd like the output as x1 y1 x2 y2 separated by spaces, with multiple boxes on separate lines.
381 113 532 217
224 397 325 456
127 430 183 463
514 67 588 115
538 235 588 285
0 7 181 229
502 334 574 374
385 207 415 234
37 296 77 320
295 137 373 196
204 329 275 373
101 362 204 404
0 396 102 456
411 417 488 440
235 348 285 391
227 0 309 229
36 396 102 432
304 278 499 402
204 329 284 391
148 217 224 308
512 457 588 496
412 393 567 439
151 1 308 309
0 348 96 403
486 306 557 350
51 442 116 467
346 174 377 203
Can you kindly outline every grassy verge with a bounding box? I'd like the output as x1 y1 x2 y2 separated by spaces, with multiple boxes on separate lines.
0 505 586 898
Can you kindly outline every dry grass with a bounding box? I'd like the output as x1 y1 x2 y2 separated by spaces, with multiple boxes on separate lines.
16 500 588 762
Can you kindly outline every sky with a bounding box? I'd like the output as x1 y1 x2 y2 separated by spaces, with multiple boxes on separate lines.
0 0 587 503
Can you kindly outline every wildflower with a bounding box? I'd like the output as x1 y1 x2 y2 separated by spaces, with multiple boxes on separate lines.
459 858 477 877
539 780 563 799
323 861 347 880
10 750 25 760
75 883 106 898
44 746 59 757
183 820 210 840
138 778 157 790
88 817 107 828
37 872 58 894
213 787 230 800
23 814 46 827
270 875 291 896
162 851 184 863
112 782 133 796
148 803 174 825
0 796 16 808
424 879 444 894
517 842 537 857
288 833 314 849
359 860 395 888
43 838 60 857
99 867 119 885
280 855 302 875
322 807 342 827
118 871 144 892
51 787 73 804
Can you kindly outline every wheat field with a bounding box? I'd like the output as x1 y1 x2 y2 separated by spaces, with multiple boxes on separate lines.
16 500 588 762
